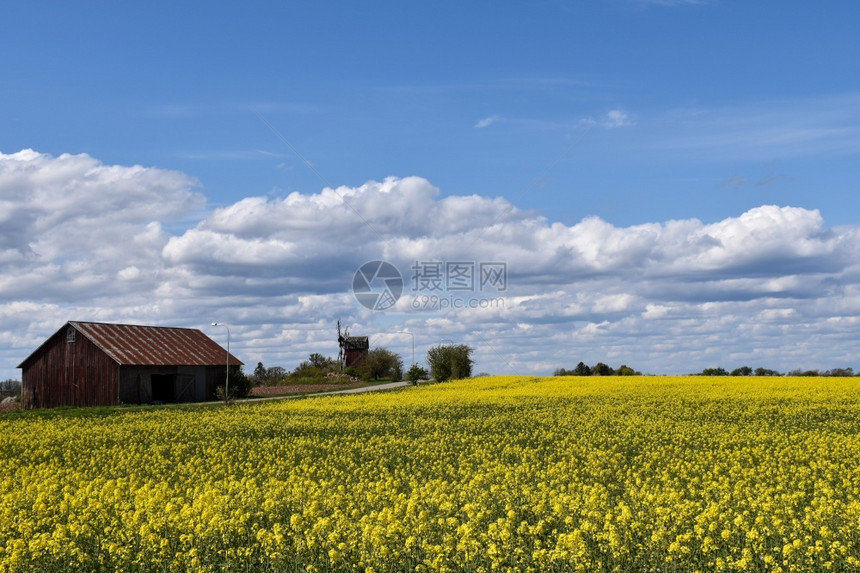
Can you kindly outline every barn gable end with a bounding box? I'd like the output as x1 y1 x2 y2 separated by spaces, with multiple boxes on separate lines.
19 324 119 409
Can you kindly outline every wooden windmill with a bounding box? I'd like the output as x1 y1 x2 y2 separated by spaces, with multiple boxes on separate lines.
337 319 369 370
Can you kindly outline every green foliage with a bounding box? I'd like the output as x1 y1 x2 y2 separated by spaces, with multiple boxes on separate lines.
267 366 289 384
253 362 267 384
215 366 253 402
344 367 361 379
574 362 592 376
0 379 21 399
791 369 821 377
556 362 641 376
755 367 782 376
359 348 404 381
290 367 326 382
427 344 473 382
592 362 613 376
699 366 855 377
214 385 235 405
406 364 429 385
229 366 253 398
266 355 341 386
308 353 336 370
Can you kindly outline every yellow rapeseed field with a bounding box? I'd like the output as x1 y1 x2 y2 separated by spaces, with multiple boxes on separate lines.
1 376 859 572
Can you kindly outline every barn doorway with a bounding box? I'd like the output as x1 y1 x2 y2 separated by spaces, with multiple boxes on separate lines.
151 374 175 403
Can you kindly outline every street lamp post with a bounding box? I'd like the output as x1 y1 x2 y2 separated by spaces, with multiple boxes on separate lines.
211 322 230 401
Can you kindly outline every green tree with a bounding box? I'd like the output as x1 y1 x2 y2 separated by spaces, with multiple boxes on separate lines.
287 354 341 384
427 346 451 382
427 344 474 382
406 364 429 385
731 366 753 376
701 367 728 376
308 353 335 369
616 364 636 376
754 367 781 376
230 366 253 397
788 368 820 376
574 362 592 376
266 366 289 385
450 345 473 379
360 348 404 380
592 362 613 376
216 366 253 402
253 362 267 384
0 379 21 400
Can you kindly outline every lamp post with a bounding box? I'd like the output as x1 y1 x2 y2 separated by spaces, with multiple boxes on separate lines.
396 331 415 366
211 322 230 401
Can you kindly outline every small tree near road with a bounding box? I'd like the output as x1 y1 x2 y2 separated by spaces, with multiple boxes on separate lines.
426 344 473 382
215 366 253 403
406 364 429 385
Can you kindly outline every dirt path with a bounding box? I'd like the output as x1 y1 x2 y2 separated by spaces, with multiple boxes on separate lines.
312 381 411 395
241 381 412 403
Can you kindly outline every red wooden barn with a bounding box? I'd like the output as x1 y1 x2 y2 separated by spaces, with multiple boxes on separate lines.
18 321 242 409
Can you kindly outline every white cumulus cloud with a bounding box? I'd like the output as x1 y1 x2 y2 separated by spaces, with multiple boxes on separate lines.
4 150 860 379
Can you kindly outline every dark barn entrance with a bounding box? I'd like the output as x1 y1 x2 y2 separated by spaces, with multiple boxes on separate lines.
151 374 175 402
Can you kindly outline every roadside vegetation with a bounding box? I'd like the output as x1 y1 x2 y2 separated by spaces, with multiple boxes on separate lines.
0 379 21 412
249 348 407 398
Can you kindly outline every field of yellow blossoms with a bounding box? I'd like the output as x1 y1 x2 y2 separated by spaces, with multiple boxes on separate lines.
1 375 859 572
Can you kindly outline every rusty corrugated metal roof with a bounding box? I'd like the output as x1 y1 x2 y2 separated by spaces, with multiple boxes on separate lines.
68 321 243 366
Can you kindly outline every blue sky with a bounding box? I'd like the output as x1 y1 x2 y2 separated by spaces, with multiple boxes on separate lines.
2 1 860 379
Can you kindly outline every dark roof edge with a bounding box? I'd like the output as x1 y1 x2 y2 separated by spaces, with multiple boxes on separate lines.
69 320 202 331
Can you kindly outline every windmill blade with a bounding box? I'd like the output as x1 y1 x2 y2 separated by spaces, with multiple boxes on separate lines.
337 319 344 368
